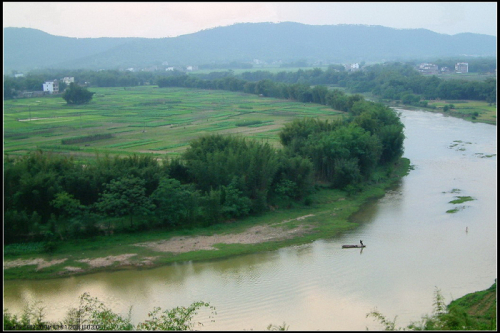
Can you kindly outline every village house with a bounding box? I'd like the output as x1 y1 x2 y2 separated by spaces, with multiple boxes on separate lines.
62 77 75 85
417 63 439 74
455 62 469 73
42 80 59 94
344 63 360 72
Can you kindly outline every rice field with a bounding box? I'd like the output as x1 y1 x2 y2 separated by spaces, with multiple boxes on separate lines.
4 86 343 158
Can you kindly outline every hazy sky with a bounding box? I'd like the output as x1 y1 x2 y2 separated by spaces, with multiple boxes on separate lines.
3 2 497 38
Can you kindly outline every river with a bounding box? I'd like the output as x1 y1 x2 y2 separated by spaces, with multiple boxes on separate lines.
3 109 497 330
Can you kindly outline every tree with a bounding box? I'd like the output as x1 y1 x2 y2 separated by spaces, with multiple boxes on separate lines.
63 292 133 330
137 301 215 330
62 82 94 105
151 177 201 227
96 176 155 228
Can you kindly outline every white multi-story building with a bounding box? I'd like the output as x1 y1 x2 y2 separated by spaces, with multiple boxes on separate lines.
42 80 59 94
455 62 469 73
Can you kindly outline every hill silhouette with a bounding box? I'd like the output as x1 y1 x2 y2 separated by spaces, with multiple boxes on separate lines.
4 22 496 72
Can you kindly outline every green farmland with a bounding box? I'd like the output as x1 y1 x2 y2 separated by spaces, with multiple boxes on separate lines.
4 86 343 158
427 100 497 124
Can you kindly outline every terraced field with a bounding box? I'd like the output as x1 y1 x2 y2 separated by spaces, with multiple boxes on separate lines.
4 86 343 158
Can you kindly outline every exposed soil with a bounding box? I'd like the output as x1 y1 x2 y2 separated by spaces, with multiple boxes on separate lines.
76 254 138 268
4 214 316 273
133 214 315 253
4 258 68 271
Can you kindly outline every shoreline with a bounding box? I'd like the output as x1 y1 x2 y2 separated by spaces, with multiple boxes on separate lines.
4 158 411 281
389 104 497 126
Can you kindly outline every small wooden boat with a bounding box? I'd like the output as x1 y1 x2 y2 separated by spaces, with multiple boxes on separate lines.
342 245 366 248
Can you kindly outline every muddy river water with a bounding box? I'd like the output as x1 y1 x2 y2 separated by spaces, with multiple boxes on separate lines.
4 109 497 330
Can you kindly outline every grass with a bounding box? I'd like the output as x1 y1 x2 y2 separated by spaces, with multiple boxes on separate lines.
448 280 497 329
4 242 46 256
432 72 497 82
425 100 496 125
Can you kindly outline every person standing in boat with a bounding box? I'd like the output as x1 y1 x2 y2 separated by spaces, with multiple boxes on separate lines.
360 240 364 247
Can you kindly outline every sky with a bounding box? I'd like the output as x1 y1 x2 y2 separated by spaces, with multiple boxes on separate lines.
3 2 497 38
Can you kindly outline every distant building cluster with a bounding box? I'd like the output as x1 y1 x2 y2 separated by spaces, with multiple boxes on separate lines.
41 77 75 94
417 62 469 74
418 63 439 74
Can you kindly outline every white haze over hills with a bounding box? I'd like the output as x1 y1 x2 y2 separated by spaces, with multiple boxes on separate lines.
3 2 497 38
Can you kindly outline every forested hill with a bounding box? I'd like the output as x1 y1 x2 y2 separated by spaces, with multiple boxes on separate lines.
4 22 497 72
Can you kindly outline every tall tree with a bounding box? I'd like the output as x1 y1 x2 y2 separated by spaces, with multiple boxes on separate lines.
96 176 155 227
62 82 94 105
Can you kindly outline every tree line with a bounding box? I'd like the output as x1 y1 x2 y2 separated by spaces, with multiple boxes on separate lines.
4 58 496 103
157 63 496 104
4 89 404 245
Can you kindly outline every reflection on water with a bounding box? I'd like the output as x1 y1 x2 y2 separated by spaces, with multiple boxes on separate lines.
4 110 496 330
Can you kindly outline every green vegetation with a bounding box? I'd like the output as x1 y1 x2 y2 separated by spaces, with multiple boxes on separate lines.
449 196 475 204
4 83 405 248
3 83 408 280
425 100 497 124
4 293 215 331
3 86 339 156
367 281 496 330
445 194 476 213
61 133 113 145
447 280 497 328
62 83 95 105
3 157 409 281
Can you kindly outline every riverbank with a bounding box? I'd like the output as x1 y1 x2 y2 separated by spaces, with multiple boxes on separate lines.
4 159 411 281
389 100 496 125
447 280 497 330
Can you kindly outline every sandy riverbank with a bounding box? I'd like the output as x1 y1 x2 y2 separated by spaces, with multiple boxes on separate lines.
4 214 316 274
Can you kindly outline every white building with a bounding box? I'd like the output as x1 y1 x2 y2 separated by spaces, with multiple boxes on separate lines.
455 62 469 73
62 77 74 85
344 63 360 72
418 63 439 74
42 80 59 94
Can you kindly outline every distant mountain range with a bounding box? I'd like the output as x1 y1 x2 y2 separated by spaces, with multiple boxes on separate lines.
3 22 497 72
